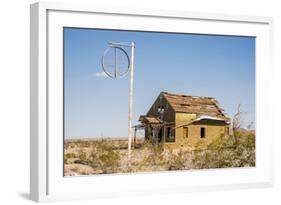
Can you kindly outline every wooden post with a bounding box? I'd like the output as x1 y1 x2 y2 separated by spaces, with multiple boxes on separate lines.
133 128 137 149
128 42 135 163
163 125 166 143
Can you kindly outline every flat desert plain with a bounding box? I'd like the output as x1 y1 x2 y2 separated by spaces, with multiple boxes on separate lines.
64 132 255 176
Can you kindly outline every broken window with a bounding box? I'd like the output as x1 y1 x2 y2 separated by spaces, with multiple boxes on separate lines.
165 127 175 143
157 105 165 120
157 105 164 114
157 106 161 114
200 127 206 138
225 127 230 135
183 127 189 138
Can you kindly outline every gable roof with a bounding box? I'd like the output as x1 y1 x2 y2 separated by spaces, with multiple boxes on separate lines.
161 92 229 120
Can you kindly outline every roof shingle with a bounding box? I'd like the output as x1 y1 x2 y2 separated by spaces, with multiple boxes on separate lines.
161 92 228 120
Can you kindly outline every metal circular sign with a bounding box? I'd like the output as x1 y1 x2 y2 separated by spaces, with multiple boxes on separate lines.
101 46 130 79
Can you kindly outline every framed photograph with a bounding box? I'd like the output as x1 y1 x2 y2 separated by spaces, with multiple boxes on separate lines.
30 2 274 202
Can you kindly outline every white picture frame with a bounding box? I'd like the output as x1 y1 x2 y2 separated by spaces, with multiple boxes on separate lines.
30 2 274 202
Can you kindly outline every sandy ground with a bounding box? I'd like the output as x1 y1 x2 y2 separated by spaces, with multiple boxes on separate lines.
64 136 255 176
64 138 193 176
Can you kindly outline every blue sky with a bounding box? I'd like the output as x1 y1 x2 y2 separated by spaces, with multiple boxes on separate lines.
64 28 255 138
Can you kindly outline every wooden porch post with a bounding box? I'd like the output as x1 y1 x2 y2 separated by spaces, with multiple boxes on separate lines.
133 127 137 149
163 125 166 143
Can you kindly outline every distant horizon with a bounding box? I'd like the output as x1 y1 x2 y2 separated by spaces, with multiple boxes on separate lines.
64 28 255 139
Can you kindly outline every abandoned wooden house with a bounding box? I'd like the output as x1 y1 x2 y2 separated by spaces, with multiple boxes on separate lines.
136 92 230 149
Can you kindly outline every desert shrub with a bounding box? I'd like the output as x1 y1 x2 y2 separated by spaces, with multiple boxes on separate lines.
142 140 165 166
75 140 91 148
64 141 76 149
192 133 255 169
65 139 121 174
207 134 235 150
65 153 76 159
233 131 255 167
64 152 77 164
64 142 70 149
233 144 255 167
78 149 87 161
64 149 90 165
73 149 88 164
88 139 121 174
140 139 194 170
165 149 191 170
237 132 255 147
98 149 120 173
192 148 237 169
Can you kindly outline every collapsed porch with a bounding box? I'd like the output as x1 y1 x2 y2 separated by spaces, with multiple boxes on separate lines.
133 116 175 147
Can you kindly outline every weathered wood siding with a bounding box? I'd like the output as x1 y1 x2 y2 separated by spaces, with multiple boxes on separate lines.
147 94 175 123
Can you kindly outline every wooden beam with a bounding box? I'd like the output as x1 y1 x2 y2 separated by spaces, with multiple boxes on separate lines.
133 128 137 149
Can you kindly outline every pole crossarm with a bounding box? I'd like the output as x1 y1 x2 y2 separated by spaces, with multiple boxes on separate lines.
108 42 134 47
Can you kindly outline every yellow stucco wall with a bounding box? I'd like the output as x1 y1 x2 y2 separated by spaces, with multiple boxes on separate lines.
164 113 227 150
176 113 197 126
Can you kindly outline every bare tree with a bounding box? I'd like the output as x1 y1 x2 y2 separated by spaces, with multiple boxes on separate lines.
232 104 246 145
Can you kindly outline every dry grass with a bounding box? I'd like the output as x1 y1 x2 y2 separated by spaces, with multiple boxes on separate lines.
64 131 255 176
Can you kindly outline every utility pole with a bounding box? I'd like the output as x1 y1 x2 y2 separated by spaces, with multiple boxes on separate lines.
101 41 136 164
128 42 135 162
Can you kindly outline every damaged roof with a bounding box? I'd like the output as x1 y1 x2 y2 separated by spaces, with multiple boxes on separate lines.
161 92 229 120
139 115 162 124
